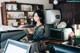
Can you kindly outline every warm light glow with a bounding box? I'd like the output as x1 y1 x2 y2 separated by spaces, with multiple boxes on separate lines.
73 24 80 38
10 0 16 2
53 0 58 5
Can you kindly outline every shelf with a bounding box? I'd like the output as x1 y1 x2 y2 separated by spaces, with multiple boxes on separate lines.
7 18 26 20
6 10 24 12
6 10 34 12
1 2 43 27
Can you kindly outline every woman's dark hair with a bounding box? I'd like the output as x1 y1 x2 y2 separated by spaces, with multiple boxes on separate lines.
33 10 44 25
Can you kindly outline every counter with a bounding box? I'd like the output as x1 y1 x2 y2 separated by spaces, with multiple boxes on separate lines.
0 30 26 48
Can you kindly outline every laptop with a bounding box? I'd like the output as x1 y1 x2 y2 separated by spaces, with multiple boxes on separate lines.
3 39 39 53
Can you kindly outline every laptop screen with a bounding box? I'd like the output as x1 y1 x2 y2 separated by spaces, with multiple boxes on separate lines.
4 39 31 53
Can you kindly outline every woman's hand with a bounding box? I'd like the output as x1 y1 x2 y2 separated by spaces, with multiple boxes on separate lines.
27 28 34 34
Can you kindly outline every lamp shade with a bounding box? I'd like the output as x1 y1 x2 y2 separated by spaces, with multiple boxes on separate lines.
53 0 58 5
44 10 61 24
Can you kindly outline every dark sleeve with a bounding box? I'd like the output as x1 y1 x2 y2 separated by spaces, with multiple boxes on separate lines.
36 27 45 38
33 26 45 41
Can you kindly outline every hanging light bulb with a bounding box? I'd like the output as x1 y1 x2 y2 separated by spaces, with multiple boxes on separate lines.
53 0 58 5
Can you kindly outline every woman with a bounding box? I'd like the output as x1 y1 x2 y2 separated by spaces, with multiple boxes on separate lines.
32 10 46 52
33 10 44 27
19 10 45 41
32 10 45 41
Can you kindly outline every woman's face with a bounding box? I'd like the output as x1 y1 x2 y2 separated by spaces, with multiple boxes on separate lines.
33 13 40 22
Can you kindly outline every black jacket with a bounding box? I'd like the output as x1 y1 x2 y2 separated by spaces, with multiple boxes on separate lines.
33 25 45 41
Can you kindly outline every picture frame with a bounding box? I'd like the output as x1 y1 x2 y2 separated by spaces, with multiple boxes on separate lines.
21 5 32 11
28 12 34 18
6 4 17 10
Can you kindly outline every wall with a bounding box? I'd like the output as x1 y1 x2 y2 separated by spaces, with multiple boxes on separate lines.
54 2 80 25
0 0 53 25
0 7 2 25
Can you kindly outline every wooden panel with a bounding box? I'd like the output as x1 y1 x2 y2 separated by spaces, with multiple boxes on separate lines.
1 2 7 25
49 0 53 4
74 3 80 24
49 0 66 4
54 2 80 27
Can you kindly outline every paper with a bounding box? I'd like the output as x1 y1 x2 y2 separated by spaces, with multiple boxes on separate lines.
5 44 27 53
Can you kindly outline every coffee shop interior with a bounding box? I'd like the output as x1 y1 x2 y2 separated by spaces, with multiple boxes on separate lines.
0 0 80 53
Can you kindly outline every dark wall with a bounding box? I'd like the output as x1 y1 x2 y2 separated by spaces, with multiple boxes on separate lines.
53 2 80 27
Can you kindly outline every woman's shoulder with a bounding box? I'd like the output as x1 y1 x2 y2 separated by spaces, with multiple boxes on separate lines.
37 25 44 29
34 25 44 31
